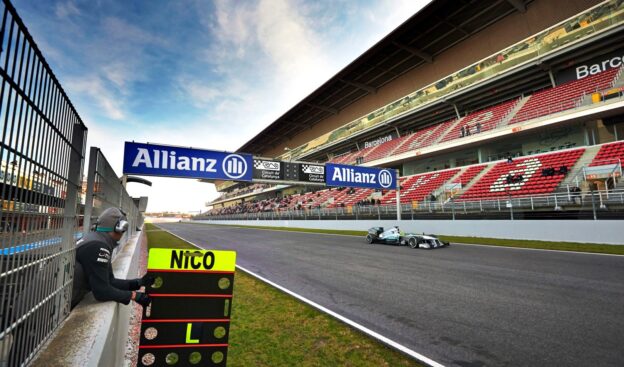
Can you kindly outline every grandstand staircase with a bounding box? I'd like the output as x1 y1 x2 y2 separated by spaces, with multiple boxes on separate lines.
388 128 434 156
556 146 602 190
613 65 624 86
500 96 529 126
459 163 493 192
431 168 465 200
433 117 465 144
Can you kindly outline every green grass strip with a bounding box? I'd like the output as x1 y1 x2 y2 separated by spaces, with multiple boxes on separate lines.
184 222 624 255
144 222 421 367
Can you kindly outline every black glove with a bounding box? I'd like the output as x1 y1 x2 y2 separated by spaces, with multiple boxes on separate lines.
134 292 151 307
139 273 156 288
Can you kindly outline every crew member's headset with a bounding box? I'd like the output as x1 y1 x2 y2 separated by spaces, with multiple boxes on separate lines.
95 208 129 233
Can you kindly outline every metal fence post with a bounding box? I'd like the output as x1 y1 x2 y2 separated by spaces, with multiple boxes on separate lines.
58 123 87 323
451 198 455 220
590 186 597 220
509 194 514 221
83 147 99 235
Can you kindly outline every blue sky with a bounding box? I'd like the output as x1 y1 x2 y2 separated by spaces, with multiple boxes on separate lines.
14 0 430 212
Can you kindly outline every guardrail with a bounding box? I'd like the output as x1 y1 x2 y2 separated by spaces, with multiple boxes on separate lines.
199 189 624 222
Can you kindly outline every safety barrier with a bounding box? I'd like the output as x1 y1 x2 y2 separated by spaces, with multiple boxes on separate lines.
193 219 624 245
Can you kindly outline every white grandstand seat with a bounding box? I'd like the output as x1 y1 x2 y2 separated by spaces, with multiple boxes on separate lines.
458 149 585 200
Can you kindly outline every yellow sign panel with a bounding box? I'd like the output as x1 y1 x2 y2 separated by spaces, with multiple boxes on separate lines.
147 248 236 272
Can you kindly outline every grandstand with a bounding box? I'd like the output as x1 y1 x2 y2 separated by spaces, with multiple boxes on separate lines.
206 0 624 219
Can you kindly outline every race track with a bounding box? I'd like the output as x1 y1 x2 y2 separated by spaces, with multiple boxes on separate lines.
157 222 624 367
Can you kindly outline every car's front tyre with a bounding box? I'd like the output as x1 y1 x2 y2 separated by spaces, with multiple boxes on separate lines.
366 234 375 244
408 238 419 249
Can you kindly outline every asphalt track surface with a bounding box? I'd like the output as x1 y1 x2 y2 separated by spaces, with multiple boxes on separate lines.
157 223 624 367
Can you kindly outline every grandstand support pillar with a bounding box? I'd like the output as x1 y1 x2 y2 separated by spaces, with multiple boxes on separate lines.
453 103 461 119
395 170 401 221
548 69 556 88
394 126 401 137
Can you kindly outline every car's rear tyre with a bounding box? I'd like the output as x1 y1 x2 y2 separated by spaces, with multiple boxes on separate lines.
408 238 418 249
366 234 374 244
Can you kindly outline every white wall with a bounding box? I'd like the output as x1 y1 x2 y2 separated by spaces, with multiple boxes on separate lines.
194 219 623 245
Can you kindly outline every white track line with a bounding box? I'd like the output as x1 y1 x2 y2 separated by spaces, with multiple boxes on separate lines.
156 225 446 367
450 242 624 256
187 222 624 256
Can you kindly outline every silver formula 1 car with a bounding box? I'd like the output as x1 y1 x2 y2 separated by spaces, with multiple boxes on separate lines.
366 226 450 249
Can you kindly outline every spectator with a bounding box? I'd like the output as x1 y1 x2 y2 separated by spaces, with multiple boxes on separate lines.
429 193 436 202
476 122 481 133
460 126 465 137
506 174 513 184
464 125 471 136
507 154 513 163
571 186 582 204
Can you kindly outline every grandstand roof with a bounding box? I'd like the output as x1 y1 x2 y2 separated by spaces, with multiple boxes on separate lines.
238 0 534 155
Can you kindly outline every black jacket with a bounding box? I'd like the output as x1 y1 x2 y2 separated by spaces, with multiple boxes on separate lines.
71 231 140 308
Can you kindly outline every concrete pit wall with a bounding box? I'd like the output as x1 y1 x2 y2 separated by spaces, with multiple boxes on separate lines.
193 219 623 245
30 230 143 367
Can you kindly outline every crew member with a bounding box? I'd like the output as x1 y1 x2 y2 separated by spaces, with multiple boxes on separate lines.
71 207 153 309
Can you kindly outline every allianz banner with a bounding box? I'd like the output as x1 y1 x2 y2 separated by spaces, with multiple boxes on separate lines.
325 163 396 189
556 48 624 84
123 142 253 181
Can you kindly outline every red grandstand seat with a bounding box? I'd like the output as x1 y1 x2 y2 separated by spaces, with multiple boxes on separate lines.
589 141 624 167
509 68 620 125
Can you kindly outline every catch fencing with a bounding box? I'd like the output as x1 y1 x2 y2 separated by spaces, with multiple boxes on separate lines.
0 1 144 366
199 188 624 222
83 146 143 245
0 0 88 365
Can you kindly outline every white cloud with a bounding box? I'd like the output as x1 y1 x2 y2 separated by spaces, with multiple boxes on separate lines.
67 76 126 120
178 80 220 108
55 0 80 19
27 0 433 212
